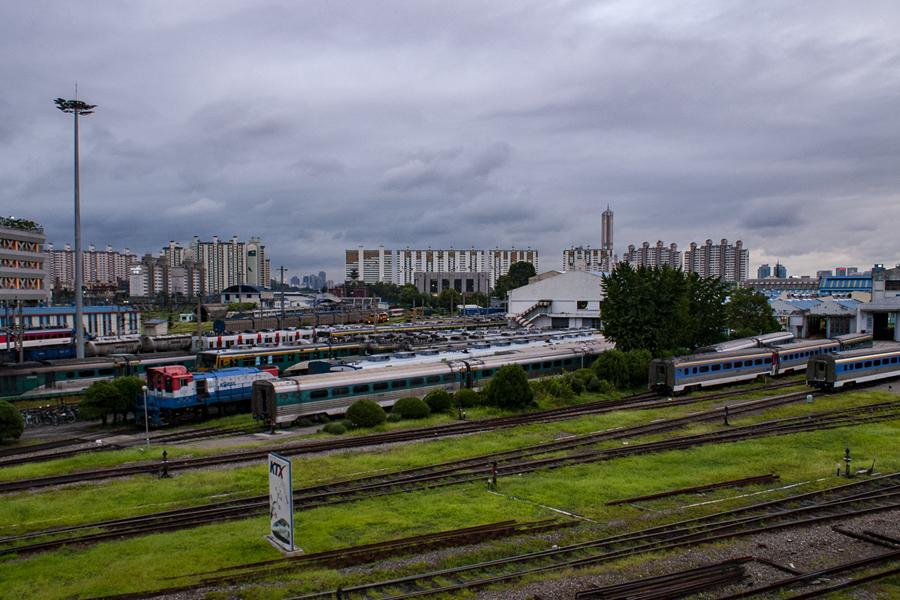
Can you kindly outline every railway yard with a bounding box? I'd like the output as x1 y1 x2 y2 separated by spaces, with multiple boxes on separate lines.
2 375 900 599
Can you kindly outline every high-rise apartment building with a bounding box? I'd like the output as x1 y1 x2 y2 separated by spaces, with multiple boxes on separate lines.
562 246 614 272
774 262 787 279
683 239 749 283
622 241 681 270
346 246 539 289
188 236 270 294
758 264 771 279
46 243 136 290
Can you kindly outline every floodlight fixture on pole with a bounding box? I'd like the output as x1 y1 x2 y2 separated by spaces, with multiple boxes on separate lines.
54 95 97 359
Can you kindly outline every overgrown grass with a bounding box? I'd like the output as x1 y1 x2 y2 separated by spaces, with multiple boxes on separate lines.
1 388 898 599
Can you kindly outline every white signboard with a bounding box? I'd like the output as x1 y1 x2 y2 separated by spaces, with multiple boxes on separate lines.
268 452 295 552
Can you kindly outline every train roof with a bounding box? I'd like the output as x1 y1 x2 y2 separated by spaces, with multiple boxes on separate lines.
818 346 900 362
653 347 774 366
260 339 610 388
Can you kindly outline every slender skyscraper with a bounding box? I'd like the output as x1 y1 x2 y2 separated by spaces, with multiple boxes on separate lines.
601 205 613 255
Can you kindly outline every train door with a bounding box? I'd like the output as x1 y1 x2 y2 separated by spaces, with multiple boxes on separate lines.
196 378 209 401
812 360 828 383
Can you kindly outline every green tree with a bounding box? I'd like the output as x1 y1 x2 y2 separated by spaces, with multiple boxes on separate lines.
113 377 145 422
600 263 728 354
507 261 537 289
0 401 24 443
483 364 534 409
726 287 782 338
492 274 513 300
345 398 387 428
399 283 424 308
437 288 461 313
78 381 121 426
453 388 481 407
467 291 489 308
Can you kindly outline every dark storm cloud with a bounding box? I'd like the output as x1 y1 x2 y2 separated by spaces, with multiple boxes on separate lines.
3 1 900 278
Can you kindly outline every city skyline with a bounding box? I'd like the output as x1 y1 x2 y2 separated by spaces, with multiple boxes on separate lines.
3 3 900 281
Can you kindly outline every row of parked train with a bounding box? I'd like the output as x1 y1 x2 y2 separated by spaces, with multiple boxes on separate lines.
648 332 876 393
136 332 609 426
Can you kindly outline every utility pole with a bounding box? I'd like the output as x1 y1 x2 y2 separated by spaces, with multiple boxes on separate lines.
54 93 96 359
279 266 288 321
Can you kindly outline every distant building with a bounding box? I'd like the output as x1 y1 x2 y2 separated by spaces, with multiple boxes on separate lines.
683 239 748 283
1 217 50 304
758 264 771 279
290 275 300 287
0 305 140 337
562 246 614 273
601 206 613 258
413 271 491 295
188 236 270 294
622 241 681 269
774 262 787 278
347 246 539 289
46 243 136 291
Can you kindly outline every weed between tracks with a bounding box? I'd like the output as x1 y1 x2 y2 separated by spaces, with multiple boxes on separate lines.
0 387 898 599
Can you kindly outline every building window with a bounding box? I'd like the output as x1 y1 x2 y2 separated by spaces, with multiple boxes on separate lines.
577 301 588 310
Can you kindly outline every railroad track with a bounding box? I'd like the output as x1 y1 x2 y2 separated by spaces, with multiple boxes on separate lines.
82 473 900 600
3 395 897 557
0 382 803 491
287 474 900 600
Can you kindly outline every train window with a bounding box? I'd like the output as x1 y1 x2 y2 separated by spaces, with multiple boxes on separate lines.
66 371 75 378
733 361 741 368
692 367 698 374
553 360 562 367
542 362 551 368
563 359 572 366
410 378 424 386
353 384 370 393
521 364 530 371
310 390 328 399
711 364 721 371
864 361 872 368
855 363 862 369
332 386 350 396
442 374 455 383
98 368 114 376
391 380 407 389
723 363 732 369
78 369 96 377
893 357 899 364
483 369 493 377
426 376 441 384
699 366 709 373
874 360 881 366
373 382 388 391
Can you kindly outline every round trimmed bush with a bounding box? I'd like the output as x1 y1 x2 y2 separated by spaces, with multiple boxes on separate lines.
392 396 431 419
587 375 603 392
321 422 346 435
483 364 534 409
453 388 481 408
345 398 387 428
424 388 452 413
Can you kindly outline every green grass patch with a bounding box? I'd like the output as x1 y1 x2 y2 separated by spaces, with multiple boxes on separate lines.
0 388 898 598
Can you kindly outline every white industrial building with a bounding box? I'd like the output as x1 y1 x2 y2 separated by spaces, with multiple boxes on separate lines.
506 271 604 330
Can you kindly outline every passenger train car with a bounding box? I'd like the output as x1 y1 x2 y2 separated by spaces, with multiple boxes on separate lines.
194 340 369 373
807 346 900 390
252 339 610 425
1 328 77 361
135 365 280 426
0 352 197 401
649 333 874 394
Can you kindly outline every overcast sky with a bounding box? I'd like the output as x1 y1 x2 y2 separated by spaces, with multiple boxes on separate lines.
3 1 899 282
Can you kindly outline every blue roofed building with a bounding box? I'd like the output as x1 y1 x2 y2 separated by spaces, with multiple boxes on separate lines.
818 274 872 298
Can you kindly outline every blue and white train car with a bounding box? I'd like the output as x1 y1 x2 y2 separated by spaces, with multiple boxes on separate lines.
649 349 776 394
136 364 279 426
807 347 900 390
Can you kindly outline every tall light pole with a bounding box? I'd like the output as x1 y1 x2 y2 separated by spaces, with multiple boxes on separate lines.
54 95 96 359
141 385 150 452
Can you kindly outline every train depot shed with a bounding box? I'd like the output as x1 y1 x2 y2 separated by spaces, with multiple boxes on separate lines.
507 270 604 330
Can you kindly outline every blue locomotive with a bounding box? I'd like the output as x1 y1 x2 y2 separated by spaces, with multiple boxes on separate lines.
136 364 280 426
